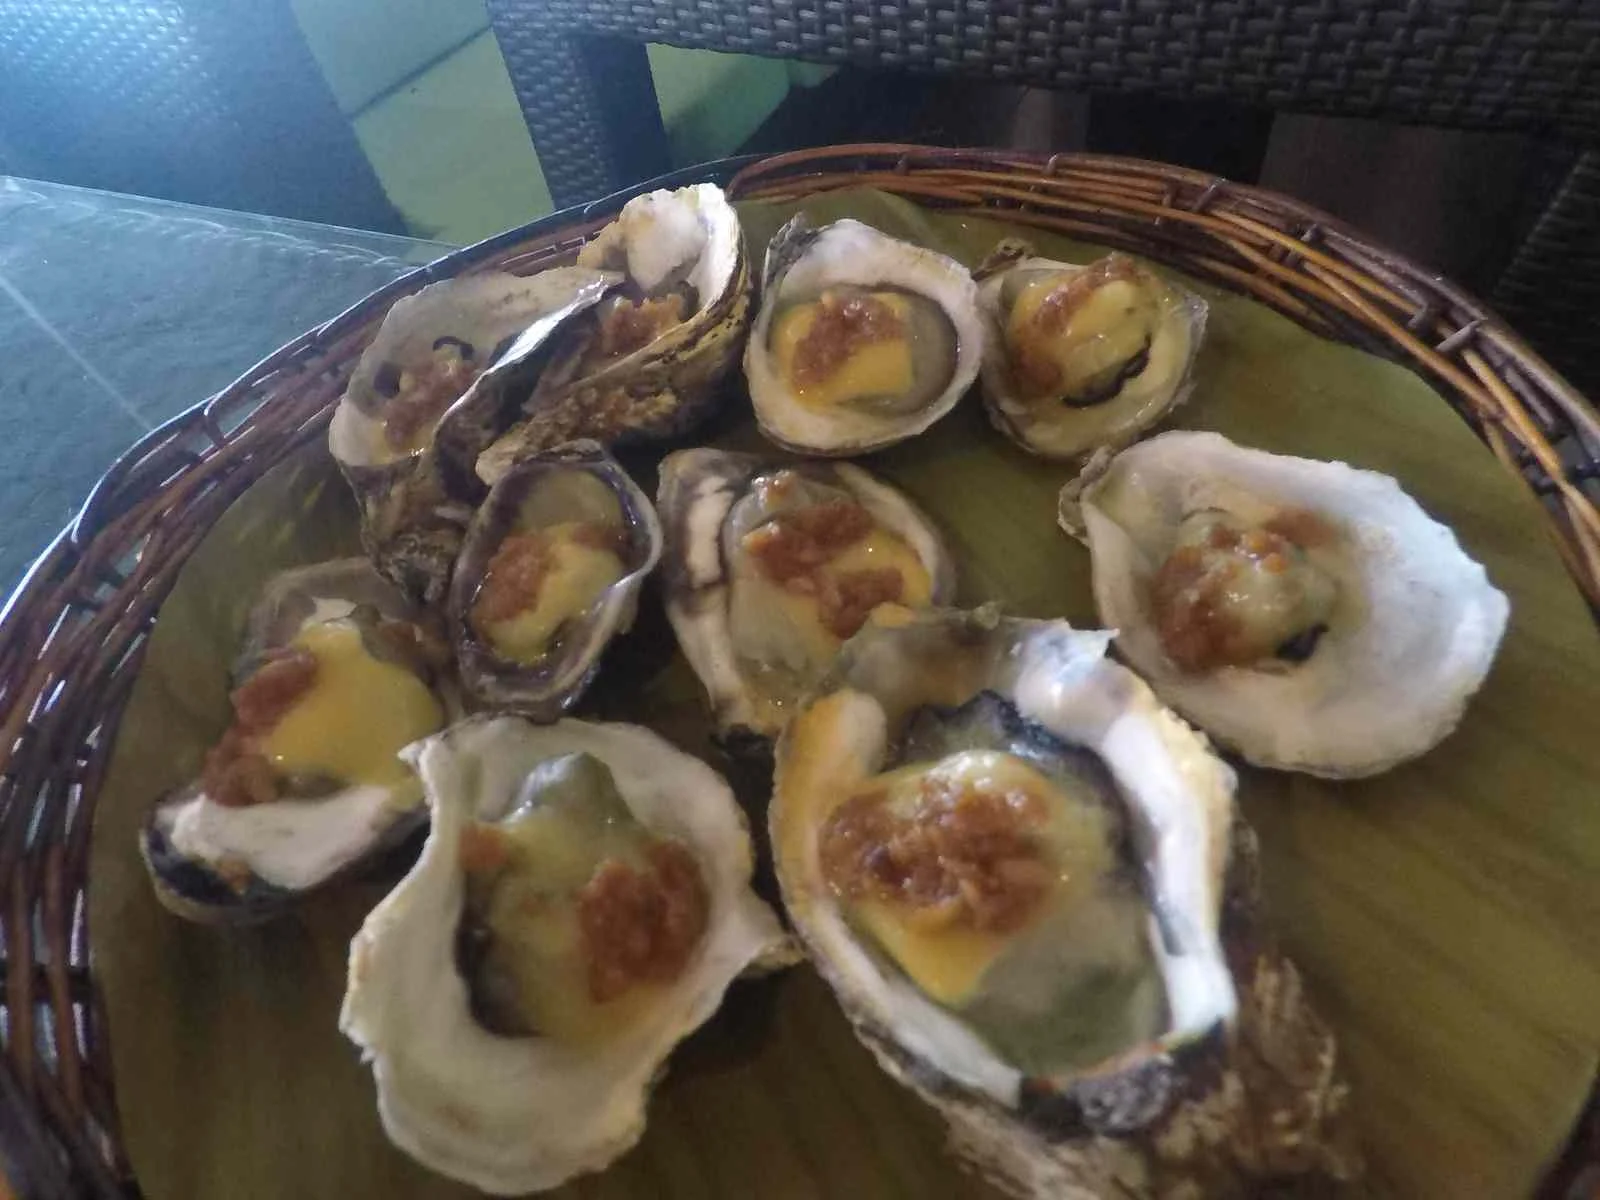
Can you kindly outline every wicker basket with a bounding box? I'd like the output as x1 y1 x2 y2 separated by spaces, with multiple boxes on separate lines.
1 145 1595 1198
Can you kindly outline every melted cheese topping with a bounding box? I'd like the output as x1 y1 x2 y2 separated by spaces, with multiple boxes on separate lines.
261 623 443 789
732 526 935 699
1007 275 1154 400
773 292 914 408
469 799 658 1044
832 752 1115 1008
481 523 626 663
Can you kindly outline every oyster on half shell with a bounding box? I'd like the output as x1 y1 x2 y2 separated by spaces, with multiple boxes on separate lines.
772 606 1359 1197
658 447 955 742
448 441 662 719
140 559 454 924
341 716 790 1195
976 243 1206 460
1063 431 1510 776
478 185 751 484
329 268 618 604
745 216 985 455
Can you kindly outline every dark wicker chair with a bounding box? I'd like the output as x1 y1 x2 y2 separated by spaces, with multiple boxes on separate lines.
485 0 1600 395
0 0 403 233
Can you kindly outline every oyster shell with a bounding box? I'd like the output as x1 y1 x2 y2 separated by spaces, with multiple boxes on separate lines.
478 185 751 483
329 269 617 604
341 715 790 1194
658 447 956 742
745 216 984 455
448 440 662 718
140 559 453 924
976 244 1206 460
771 606 1358 1196
1063 431 1510 776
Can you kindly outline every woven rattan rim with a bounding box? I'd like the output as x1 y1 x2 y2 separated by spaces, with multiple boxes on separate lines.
0 145 1594 1197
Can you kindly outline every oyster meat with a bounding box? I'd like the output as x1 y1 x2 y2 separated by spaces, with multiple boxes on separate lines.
341 716 790 1194
772 606 1358 1197
140 559 453 923
329 268 618 603
977 244 1206 460
1064 431 1510 776
449 440 662 718
478 185 751 482
745 216 984 455
658 447 955 741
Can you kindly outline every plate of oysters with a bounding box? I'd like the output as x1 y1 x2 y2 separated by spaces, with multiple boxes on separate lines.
89 183 1599 1200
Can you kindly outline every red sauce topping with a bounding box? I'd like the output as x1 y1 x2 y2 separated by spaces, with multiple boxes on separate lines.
740 485 908 639
1149 511 1330 672
583 294 688 370
578 842 710 1002
472 532 554 628
791 292 905 389
1011 256 1143 400
819 774 1052 934
469 523 626 634
202 647 318 808
382 353 482 452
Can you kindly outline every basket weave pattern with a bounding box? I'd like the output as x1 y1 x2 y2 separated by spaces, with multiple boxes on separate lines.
0 147 1594 1196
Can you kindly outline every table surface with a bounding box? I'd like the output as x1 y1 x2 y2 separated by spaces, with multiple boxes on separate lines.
0 176 452 591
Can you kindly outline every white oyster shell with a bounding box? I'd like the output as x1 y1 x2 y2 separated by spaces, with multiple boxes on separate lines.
139 558 450 925
770 607 1357 1195
1068 431 1510 776
745 217 985 454
773 611 1237 1108
341 716 790 1195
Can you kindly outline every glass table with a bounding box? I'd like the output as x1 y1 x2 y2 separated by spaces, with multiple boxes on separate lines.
0 176 452 591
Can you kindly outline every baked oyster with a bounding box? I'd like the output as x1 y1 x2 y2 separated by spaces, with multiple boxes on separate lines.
658 448 955 742
478 184 751 483
449 441 662 718
745 216 984 455
976 243 1206 460
140 559 452 924
1062 431 1510 776
772 606 1358 1196
329 268 617 604
341 716 790 1194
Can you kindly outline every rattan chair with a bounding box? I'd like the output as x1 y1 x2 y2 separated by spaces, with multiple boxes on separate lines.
485 0 1600 394
0 0 403 233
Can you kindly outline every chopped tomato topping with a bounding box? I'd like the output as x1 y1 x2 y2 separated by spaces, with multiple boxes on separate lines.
230 647 318 734
381 350 481 452
1149 512 1330 672
740 496 873 583
817 567 905 640
471 532 554 627
819 775 1051 934
583 294 687 369
578 842 709 1003
202 729 280 809
458 823 514 876
792 292 904 388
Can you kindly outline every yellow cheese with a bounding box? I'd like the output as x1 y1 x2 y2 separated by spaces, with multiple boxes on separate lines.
1007 276 1152 398
855 900 1013 1006
833 752 1115 1008
772 292 915 409
262 623 443 789
829 529 934 608
472 790 663 1044
483 523 626 663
